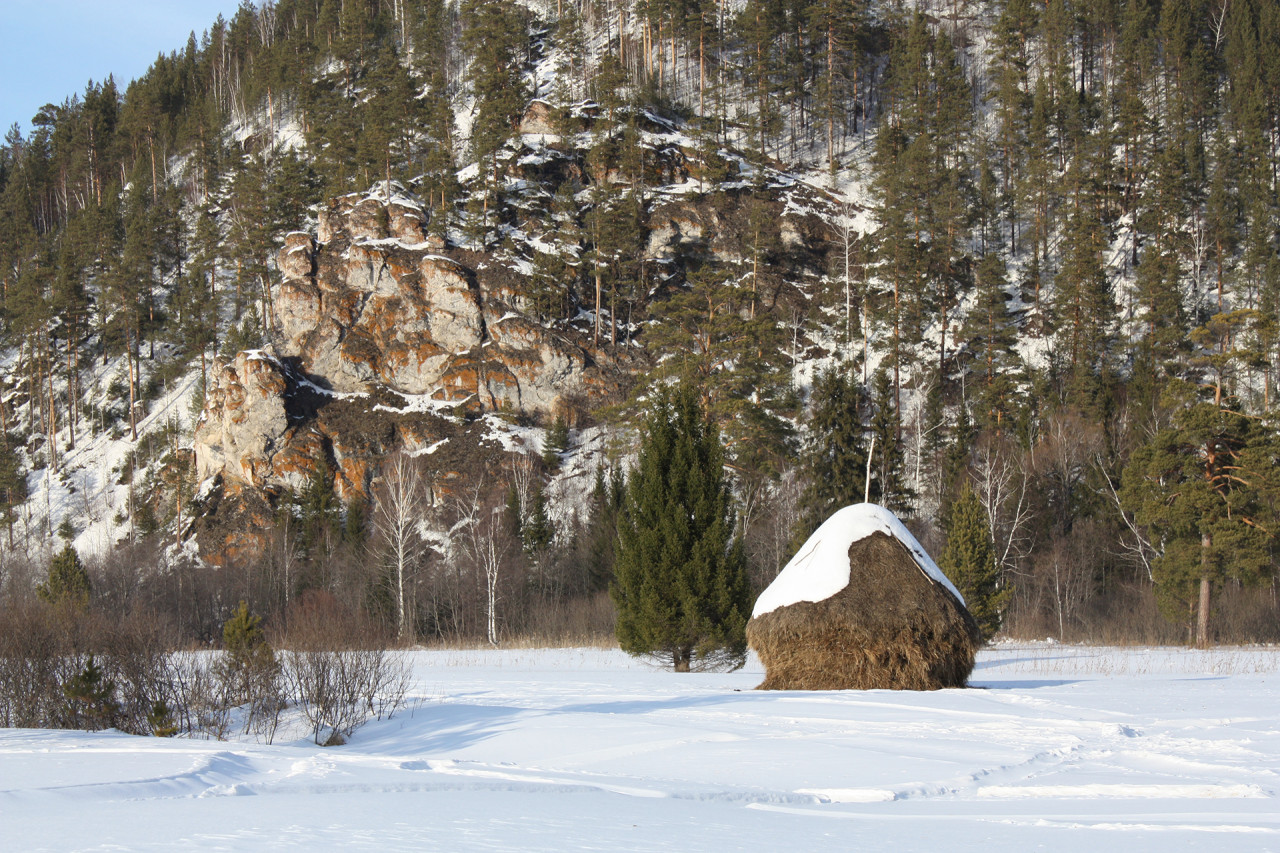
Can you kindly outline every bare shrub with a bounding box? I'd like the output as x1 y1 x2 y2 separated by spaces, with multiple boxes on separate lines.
95 610 178 735
166 651 235 740
0 603 183 735
1214 583 1280 644
515 590 617 647
0 601 76 728
279 592 410 745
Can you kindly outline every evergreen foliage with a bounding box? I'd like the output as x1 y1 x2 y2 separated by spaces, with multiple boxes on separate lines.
542 415 570 469
524 484 553 555
1120 402 1276 646
0 441 26 545
581 465 625 592
62 655 120 731
38 544 91 607
612 383 751 671
794 365 868 544
146 700 179 738
218 600 280 707
938 486 1009 641
0 0 1279 646
298 455 341 558
868 369 912 514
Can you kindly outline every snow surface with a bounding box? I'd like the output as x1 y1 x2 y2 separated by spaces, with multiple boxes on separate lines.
753 503 965 618
2 645 1278 851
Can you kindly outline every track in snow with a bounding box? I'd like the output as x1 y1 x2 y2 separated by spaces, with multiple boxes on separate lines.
1 645 1277 851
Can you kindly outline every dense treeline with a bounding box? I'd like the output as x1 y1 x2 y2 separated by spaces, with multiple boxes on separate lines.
0 0 1278 648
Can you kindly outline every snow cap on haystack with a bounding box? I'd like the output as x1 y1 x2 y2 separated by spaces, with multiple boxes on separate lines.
747 503 979 691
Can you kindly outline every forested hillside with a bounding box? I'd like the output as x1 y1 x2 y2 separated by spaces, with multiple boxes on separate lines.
0 0 1277 646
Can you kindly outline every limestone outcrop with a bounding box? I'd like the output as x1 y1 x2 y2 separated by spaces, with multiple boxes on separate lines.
194 350 291 490
274 190 604 412
190 188 625 559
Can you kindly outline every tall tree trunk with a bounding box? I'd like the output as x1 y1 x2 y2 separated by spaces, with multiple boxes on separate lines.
594 268 603 348
1197 532 1212 649
128 324 138 442
46 342 58 472
827 22 835 173
148 130 159 202
66 316 77 450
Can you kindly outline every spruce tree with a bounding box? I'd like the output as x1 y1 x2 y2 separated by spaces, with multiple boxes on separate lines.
63 655 120 731
542 414 570 469
612 382 751 672
0 441 26 548
794 365 869 545
1052 203 1114 406
524 483 553 555
964 253 1023 432
298 455 341 557
219 600 279 704
938 486 1009 641
868 369 912 513
582 465 624 591
38 544 91 607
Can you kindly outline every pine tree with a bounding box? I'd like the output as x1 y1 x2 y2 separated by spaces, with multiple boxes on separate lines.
1120 403 1275 647
988 0 1037 254
62 655 120 731
643 259 792 471
736 0 785 157
794 365 869 544
524 483 553 554
938 485 1009 641
218 600 279 704
542 414 570 469
807 0 861 173
38 544 91 607
612 382 751 672
421 69 459 233
461 0 529 244
147 700 179 737
868 369 912 513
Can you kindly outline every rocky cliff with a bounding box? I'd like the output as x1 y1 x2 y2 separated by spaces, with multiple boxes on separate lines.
276 189 616 411
190 189 629 560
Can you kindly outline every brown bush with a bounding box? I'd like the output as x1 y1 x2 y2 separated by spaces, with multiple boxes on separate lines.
277 591 410 745
0 602 177 734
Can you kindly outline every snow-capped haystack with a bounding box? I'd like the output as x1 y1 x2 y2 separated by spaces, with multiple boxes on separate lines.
747 504 980 691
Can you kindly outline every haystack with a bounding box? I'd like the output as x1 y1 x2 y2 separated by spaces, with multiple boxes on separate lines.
747 504 979 690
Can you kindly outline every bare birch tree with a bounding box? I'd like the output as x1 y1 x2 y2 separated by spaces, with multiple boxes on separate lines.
970 435 1035 580
372 452 428 640
451 482 514 647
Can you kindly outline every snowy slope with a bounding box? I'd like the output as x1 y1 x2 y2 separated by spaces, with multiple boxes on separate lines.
1 645 1277 851
753 503 965 618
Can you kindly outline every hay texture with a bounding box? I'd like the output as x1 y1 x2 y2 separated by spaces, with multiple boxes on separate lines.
747 504 979 691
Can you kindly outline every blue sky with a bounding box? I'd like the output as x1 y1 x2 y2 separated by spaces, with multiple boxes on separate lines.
2 1 244 136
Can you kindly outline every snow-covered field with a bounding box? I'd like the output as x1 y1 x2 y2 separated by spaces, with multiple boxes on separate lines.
2 644 1278 851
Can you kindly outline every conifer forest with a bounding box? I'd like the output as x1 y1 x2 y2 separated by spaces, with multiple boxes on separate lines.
1 0 1279 650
